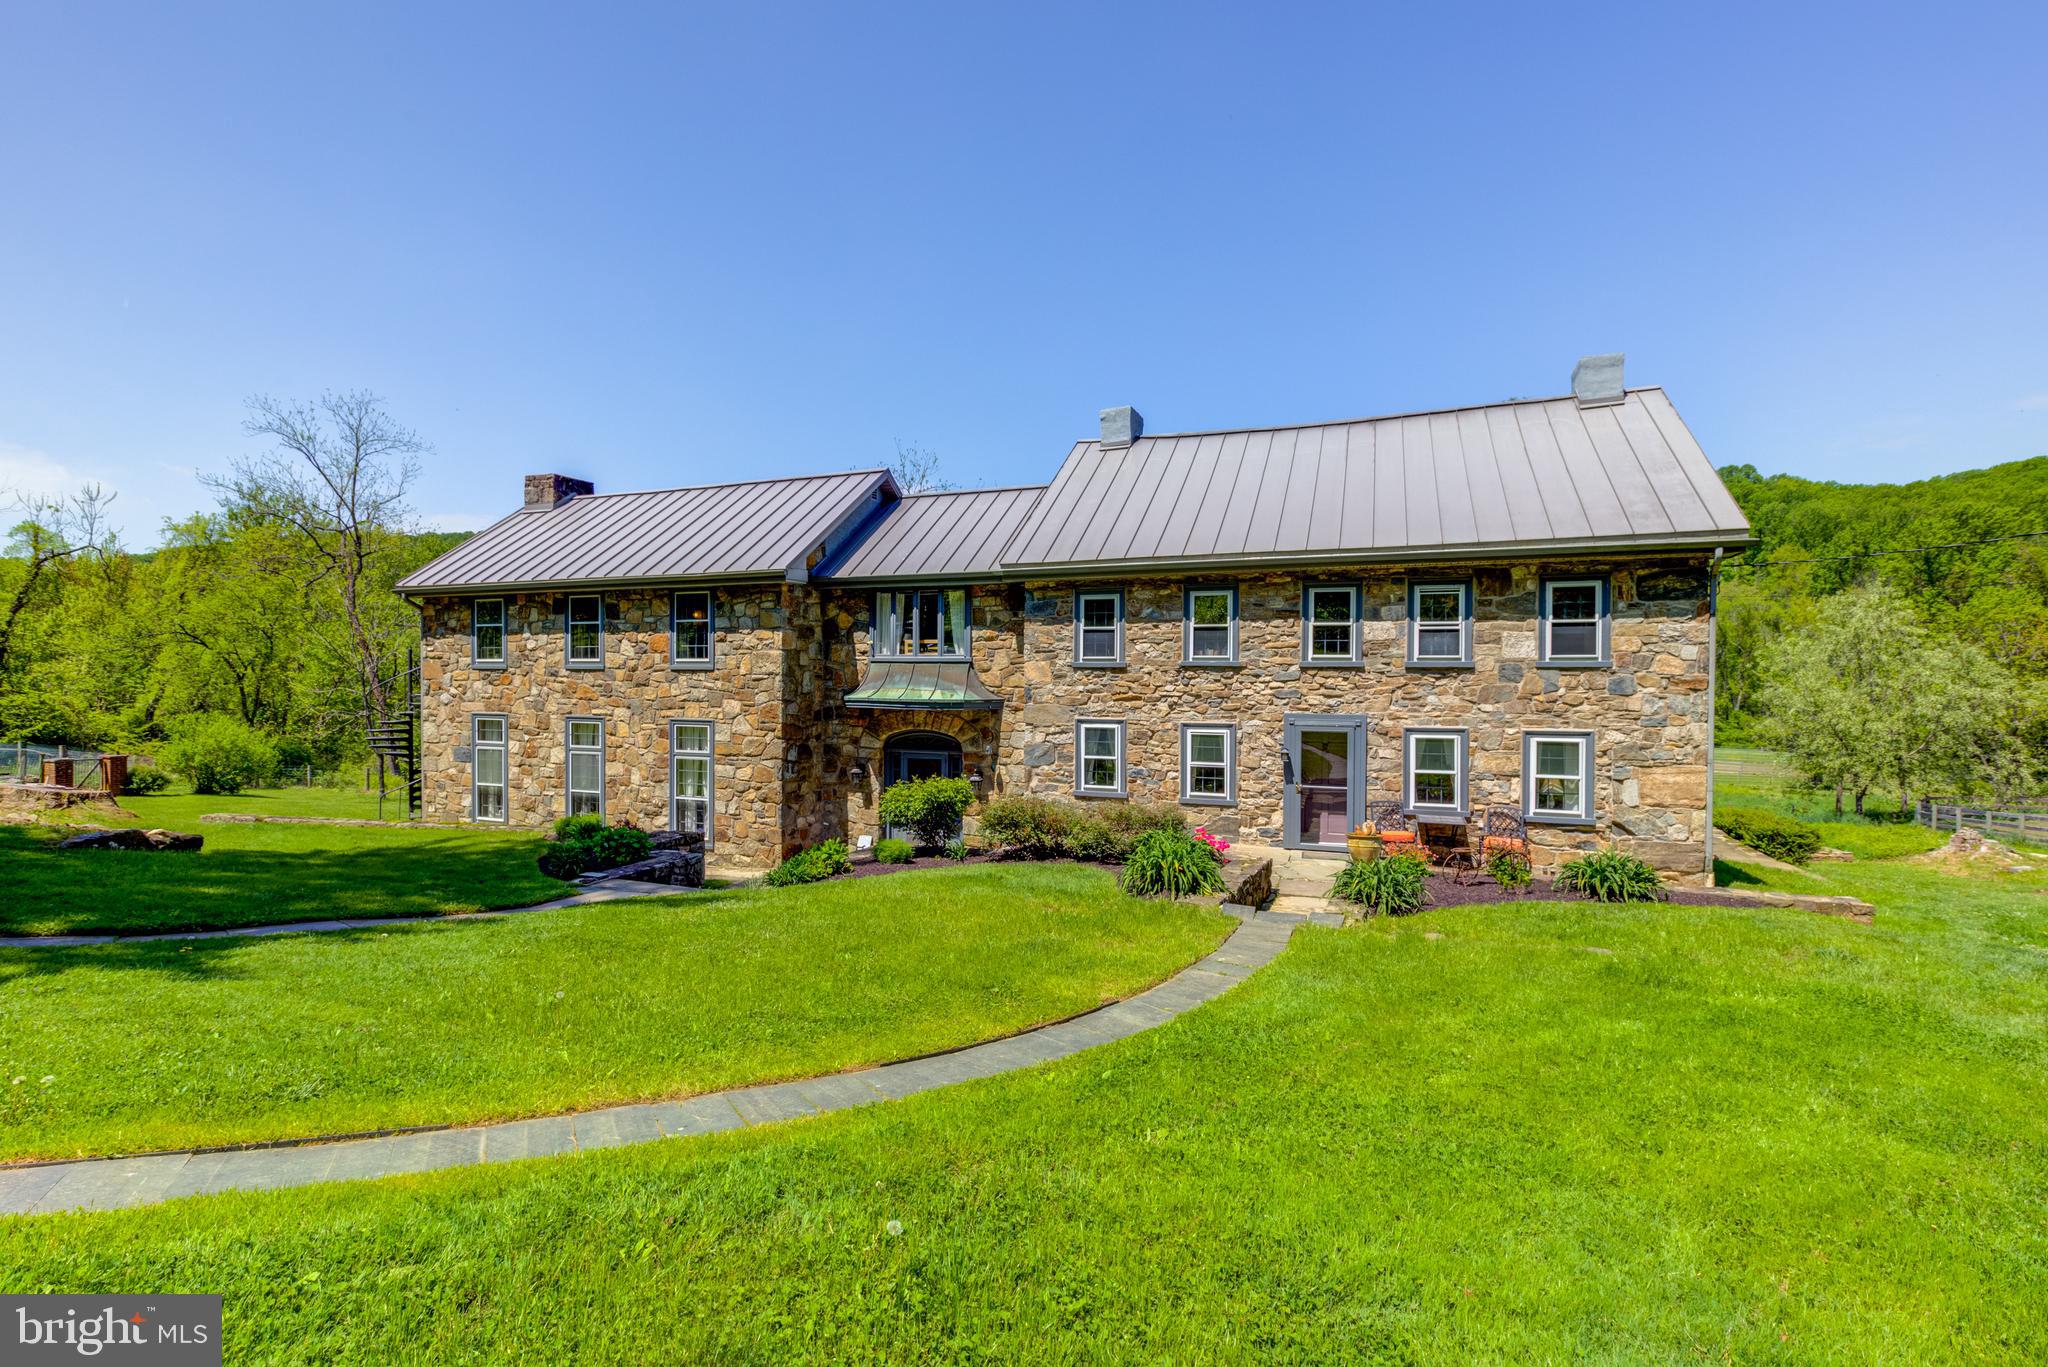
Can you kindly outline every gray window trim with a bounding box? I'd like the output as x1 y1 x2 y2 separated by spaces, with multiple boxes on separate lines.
1179 722 1237 806
470 713 508 823
565 593 605 670
670 588 716 670
873 586 971 662
1301 582 1362 666
1182 585 1239 666
1523 729 1597 825
1406 579 1475 669
1073 587 1126 667
1538 576 1611 667
1074 718 1128 798
471 597 507 669
670 718 716 847
1402 726 1469 819
565 715 605 819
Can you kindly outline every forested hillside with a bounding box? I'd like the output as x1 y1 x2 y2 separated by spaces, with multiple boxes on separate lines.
1716 457 2048 734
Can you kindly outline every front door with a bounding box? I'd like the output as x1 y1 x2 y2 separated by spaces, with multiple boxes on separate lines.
1282 714 1367 852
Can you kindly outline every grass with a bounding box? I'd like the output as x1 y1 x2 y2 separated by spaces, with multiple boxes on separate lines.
4 856 2045 1362
0 787 563 936
0 864 1228 1160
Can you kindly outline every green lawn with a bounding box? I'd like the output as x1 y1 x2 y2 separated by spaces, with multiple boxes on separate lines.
4 858 2044 1362
0 787 562 936
0 864 1228 1160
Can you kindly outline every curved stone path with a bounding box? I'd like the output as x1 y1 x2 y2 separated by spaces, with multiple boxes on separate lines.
0 911 1314 1217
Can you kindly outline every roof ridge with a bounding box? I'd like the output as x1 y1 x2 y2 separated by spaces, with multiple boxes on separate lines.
894 483 1047 498
565 468 891 500
1097 387 1669 444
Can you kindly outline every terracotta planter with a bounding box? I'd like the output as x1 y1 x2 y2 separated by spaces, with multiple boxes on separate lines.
1347 834 1382 863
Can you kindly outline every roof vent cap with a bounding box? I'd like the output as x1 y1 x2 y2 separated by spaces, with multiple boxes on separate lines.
1571 354 1626 407
1099 406 1143 448
523 473 594 511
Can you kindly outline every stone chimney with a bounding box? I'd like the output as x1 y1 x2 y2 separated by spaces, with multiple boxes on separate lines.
1099 406 1143 448
1571 354 1625 407
523 473 594 511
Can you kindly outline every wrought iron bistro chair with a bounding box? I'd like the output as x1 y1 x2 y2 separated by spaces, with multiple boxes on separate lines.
1479 805 1531 865
1366 800 1418 851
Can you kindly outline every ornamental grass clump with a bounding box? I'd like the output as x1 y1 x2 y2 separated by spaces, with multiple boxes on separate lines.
1554 848 1665 902
1117 829 1224 898
1332 851 1429 917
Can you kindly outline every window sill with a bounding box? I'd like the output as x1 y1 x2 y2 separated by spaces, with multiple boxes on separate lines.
1525 811 1597 827
1072 659 1126 669
1074 789 1128 800
1179 659 1242 668
565 662 606 672
469 661 507 671
1404 807 1470 823
1404 660 1474 671
1301 659 1364 669
1179 795 1235 807
872 654 971 664
669 660 716 672
1535 658 1612 670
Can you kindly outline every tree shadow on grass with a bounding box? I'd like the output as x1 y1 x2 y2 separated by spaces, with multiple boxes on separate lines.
0 826 565 937
1713 858 1768 888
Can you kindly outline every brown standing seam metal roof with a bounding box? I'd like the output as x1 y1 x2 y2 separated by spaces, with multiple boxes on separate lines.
997 388 1751 572
818 486 1045 581
396 470 893 592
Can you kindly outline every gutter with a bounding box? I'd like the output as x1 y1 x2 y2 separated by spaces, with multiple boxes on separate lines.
1704 545 1724 879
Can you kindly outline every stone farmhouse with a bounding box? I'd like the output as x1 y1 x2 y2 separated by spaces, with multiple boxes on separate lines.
397 357 1753 883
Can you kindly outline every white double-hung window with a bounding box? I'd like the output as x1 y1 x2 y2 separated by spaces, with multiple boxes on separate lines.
472 599 505 666
1181 724 1235 804
566 718 604 817
877 588 969 658
1404 729 1466 814
1408 582 1470 665
1075 720 1126 796
566 594 604 667
1303 584 1358 663
1184 586 1237 663
1075 590 1124 664
671 721 713 841
1542 579 1606 664
1524 731 1594 823
672 590 713 667
472 716 507 822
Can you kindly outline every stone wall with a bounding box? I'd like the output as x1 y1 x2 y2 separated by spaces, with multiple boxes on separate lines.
820 554 1713 883
419 552 1714 883
418 587 799 866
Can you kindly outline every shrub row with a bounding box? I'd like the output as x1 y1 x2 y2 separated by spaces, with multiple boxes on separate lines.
1714 806 1823 864
976 796 1186 863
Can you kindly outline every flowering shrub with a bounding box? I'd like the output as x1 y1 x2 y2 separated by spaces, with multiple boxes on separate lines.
1194 827 1230 859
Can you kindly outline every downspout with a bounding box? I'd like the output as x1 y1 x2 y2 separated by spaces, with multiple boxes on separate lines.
1704 547 1723 882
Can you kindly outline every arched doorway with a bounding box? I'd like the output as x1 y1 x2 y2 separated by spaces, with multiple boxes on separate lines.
881 731 964 842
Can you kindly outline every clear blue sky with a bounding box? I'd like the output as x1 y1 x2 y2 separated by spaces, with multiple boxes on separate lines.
4 2 2044 543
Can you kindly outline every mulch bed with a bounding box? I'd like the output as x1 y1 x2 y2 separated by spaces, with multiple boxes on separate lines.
1407 872 1775 910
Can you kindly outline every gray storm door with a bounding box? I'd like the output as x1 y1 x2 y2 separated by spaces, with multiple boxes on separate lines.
1282 714 1368 852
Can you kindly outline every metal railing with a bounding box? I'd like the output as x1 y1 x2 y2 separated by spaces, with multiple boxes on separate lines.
1 744 111 783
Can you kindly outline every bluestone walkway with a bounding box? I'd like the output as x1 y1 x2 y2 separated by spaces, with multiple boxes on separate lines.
0 910 1314 1217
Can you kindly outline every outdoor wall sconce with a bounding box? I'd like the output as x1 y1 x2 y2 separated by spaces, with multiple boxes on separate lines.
968 766 984 786
849 758 868 782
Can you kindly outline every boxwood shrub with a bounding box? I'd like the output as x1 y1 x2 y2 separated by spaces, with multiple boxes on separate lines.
1714 806 1823 864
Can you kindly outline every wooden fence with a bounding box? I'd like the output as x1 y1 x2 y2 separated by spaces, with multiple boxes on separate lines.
1916 798 2048 844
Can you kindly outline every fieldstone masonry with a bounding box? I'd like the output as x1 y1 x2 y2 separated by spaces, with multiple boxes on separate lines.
418 553 1713 882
